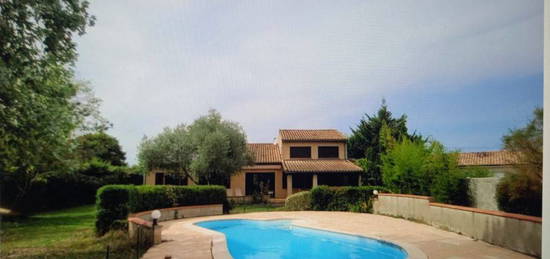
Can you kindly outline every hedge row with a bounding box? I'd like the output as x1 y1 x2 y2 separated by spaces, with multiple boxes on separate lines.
96 185 228 235
310 185 390 213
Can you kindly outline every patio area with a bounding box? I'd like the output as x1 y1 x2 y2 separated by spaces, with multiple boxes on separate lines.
142 211 533 259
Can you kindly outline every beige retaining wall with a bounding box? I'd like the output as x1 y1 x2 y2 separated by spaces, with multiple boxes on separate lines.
373 193 541 257
128 204 223 244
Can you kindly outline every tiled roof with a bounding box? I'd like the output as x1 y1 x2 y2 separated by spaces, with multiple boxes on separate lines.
242 164 282 170
247 143 281 164
457 150 520 166
283 159 363 173
279 129 347 142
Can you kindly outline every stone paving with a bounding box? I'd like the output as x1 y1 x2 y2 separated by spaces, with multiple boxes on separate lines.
142 211 534 259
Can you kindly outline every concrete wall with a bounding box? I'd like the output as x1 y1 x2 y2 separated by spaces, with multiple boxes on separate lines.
373 194 541 257
468 177 501 211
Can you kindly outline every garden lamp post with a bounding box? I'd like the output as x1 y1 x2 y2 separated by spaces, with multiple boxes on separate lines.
150 210 161 246
151 210 161 226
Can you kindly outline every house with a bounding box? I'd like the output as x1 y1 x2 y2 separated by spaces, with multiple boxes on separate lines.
228 129 363 199
144 129 363 199
457 150 520 177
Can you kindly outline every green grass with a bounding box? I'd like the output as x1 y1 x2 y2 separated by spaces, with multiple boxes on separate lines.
0 205 134 258
0 203 286 258
229 203 286 214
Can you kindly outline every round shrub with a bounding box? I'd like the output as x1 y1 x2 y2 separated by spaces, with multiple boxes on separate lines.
497 173 542 217
285 191 312 211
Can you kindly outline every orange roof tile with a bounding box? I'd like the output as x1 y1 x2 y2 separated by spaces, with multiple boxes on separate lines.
457 150 520 166
247 143 281 164
283 159 363 173
242 164 282 170
279 129 347 142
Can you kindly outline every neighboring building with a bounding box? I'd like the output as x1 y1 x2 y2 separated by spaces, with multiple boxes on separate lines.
458 150 520 211
144 129 363 199
457 150 520 177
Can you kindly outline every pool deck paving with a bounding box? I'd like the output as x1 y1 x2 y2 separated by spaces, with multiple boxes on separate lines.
142 211 534 259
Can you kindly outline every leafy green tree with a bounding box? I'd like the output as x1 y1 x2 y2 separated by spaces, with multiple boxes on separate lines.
0 0 97 205
74 132 127 166
187 110 254 185
138 110 253 185
502 107 543 181
497 107 543 216
381 138 430 195
348 100 423 185
381 139 490 205
138 124 194 185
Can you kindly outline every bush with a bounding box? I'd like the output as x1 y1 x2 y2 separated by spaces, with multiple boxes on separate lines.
381 139 492 206
431 167 492 206
285 191 312 211
310 186 389 213
497 173 542 217
95 185 227 235
381 139 431 195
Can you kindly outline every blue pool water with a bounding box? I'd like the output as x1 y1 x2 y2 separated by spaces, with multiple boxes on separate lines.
195 219 407 259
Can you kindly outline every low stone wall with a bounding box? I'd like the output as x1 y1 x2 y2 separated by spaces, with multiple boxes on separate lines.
127 204 224 245
373 193 541 257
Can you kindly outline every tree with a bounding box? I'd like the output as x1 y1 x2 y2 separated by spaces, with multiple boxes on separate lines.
0 1 98 205
381 139 490 205
502 107 543 181
381 138 430 195
138 124 194 185
137 110 254 185
74 132 126 166
187 110 253 185
497 107 543 216
348 100 422 185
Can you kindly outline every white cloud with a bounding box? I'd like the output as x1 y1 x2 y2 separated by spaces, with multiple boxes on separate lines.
75 0 543 163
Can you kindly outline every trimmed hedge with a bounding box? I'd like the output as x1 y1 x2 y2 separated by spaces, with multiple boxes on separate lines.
96 185 228 235
310 185 389 213
285 191 312 211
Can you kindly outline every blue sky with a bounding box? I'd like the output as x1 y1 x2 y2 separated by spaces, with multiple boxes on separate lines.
74 0 543 164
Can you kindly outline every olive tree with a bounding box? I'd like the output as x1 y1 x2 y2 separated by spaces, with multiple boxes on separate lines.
138 110 253 185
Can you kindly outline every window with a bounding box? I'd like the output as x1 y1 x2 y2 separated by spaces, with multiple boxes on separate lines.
165 173 187 185
293 174 313 188
290 146 311 158
282 173 287 189
155 173 165 185
318 173 359 186
318 146 339 158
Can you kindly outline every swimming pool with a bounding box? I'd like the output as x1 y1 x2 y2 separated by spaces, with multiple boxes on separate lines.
196 219 408 259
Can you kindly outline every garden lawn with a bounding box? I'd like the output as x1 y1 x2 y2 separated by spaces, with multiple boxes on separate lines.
230 203 285 214
1 205 134 258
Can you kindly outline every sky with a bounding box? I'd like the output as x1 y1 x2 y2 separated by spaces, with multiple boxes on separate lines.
74 0 544 165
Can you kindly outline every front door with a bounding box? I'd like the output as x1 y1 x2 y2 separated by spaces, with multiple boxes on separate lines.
245 172 275 197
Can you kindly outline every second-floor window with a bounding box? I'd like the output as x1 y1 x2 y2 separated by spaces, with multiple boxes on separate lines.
318 146 339 158
290 146 311 158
